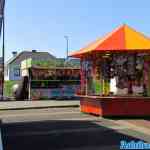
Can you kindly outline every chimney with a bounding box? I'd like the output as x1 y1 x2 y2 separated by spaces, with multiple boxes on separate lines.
32 50 37 53
12 51 17 57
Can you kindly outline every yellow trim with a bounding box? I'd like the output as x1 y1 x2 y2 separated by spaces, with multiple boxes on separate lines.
125 25 150 49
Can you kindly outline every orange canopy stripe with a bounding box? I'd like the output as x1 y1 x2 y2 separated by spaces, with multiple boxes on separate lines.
69 24 150 58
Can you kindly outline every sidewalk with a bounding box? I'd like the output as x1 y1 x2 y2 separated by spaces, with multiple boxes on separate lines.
0 100 80 110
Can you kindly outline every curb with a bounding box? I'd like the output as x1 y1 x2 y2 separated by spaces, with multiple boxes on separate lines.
0 104 79 111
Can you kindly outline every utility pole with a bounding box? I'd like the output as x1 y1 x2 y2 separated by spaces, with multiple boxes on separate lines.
0 0 5 100
1 9 4 100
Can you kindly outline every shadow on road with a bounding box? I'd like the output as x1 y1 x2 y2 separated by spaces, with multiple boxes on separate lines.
1 120 147 150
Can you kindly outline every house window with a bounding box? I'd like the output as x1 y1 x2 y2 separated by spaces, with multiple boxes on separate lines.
14 68 20 77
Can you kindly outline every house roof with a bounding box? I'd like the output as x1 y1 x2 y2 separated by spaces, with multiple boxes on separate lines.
55 58 80 68
7 51 56 65
70 24 150 58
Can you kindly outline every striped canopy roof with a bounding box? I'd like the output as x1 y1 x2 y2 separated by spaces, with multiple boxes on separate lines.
70 24 150 58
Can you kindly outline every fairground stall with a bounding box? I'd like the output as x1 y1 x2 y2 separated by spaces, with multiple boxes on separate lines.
70 24 150 117
21 58 80 100
0 66 2 96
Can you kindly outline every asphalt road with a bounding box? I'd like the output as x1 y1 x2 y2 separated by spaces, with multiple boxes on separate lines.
0 108 150 150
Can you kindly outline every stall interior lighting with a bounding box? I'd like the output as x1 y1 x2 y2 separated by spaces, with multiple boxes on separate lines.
102 53 110 58
105 53 111 56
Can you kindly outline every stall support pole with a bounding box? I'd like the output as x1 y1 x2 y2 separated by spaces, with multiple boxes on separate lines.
28 69 31 100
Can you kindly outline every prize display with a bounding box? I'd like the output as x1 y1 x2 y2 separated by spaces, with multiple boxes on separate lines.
143 59 150 96
80 59 93 95
22 67 81 100
0 70 2 95
93 58 102 95
80 53 150 97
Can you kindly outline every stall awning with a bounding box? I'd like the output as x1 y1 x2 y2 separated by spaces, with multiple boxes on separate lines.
70 24 150 58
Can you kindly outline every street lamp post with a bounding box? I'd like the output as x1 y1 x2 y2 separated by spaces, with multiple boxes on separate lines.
64 36 69 60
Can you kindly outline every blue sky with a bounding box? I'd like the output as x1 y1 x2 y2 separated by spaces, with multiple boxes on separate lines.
2 0 150 61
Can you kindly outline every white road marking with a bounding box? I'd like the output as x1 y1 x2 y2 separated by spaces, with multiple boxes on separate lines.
0 129 3 150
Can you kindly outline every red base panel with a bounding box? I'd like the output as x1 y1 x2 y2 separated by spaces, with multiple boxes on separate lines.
80 96 150 117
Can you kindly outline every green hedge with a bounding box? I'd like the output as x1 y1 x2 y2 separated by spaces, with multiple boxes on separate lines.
4 80 21 97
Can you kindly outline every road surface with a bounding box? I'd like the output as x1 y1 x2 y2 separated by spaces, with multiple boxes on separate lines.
0 107 150 150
